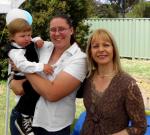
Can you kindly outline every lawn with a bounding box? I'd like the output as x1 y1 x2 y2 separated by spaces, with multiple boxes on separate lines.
0 58 150 134
0 81 16 135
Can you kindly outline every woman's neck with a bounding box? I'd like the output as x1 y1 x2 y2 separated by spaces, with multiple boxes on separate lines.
49 43 71 65
53 47 64 55
48 48 64 65
96 63 115 77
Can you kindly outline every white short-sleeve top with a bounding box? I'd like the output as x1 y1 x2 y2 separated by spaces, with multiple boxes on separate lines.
32 41 87 131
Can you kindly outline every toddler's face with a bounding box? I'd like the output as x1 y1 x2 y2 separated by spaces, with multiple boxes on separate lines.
11 31 32 47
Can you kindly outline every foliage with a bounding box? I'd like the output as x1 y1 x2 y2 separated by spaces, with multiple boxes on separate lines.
111 0 139 12
94 0 140 18
94 3 119 18
143 2 150 17
0 0 94 79
0 15 9 49
126 1 150 17
0 15 9 80
0 59 8 79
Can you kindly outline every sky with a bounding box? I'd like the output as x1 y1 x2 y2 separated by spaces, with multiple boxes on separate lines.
95 0 110 4
0 0 10 4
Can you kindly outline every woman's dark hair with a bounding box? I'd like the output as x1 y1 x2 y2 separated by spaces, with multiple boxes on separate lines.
50 14 76 44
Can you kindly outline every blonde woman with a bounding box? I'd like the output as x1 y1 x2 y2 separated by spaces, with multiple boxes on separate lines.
80 29 147 135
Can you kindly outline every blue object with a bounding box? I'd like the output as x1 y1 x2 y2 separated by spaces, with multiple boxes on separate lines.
72 112 86 135
72 112 150 135
24 11 33 25
145 115 150 135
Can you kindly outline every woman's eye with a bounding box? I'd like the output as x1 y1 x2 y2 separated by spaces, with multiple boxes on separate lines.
104 43 111 47
91 44 99 48
92 45 98 49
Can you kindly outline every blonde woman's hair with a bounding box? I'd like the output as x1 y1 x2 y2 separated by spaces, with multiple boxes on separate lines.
86 28 123 77
7 18 32 40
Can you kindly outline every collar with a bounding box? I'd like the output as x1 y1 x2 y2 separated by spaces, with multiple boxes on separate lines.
11 42 25 49
65 42 79 56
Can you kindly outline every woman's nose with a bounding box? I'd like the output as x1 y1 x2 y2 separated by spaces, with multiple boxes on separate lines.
98 45 104 51
55 30 60 35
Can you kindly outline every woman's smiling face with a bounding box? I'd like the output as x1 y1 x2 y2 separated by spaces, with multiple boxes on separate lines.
49 17 73 49
91 34 114 66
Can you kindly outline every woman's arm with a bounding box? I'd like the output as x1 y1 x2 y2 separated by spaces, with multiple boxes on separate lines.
26 53 87 102
26 71 81 102
112 81 146 135
10 79 25 95
125 81 147 135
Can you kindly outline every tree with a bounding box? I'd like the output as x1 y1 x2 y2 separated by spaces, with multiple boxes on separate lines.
94 3 118 18
143 2 150 17
112 0 139 15
93 0 140 18
126 1 150 17
0 14 9 79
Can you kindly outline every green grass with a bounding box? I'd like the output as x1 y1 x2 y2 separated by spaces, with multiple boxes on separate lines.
1 58 150 134
0 81 16 135
121 59 150 79
145 110 150 116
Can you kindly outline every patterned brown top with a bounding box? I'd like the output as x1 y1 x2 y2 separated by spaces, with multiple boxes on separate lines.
80 72 147 135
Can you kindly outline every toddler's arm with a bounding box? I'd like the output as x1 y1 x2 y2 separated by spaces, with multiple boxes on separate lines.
9 49 44 73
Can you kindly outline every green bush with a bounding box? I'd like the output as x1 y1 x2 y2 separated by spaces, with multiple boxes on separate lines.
126 2 150 18
0 58 8 80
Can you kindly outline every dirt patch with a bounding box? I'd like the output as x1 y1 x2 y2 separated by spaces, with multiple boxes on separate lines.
135 76 150 110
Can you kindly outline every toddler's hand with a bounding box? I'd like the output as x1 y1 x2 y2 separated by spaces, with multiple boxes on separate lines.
35 39 44 48
43 64 54 75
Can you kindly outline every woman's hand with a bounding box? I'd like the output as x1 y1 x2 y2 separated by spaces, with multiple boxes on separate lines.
112 129 128 135
10 79 26 95
9 59 20 72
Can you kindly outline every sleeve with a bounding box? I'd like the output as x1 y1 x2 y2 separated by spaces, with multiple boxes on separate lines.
8 49 44 73
76 79 87 98
63 56 87 82
32 37 41 43
125 81 147 135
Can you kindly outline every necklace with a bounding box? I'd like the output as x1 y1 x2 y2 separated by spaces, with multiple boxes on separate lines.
96 71 116 78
